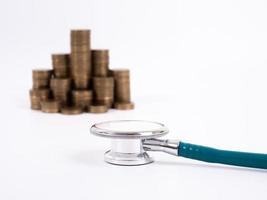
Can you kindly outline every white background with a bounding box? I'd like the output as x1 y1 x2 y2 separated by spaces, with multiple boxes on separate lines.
1 0 267 199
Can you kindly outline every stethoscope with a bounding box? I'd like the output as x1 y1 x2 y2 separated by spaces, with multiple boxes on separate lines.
90 120 267 169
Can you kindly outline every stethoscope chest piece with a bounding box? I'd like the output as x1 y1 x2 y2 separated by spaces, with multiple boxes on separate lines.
90 120 169 166
104 138 153 166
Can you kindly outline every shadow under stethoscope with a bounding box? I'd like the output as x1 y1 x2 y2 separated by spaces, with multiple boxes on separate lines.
71 150 266 173
71 150 105 167
154 160 267 173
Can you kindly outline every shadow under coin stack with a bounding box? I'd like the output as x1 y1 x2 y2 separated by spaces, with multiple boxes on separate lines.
29 29 134 115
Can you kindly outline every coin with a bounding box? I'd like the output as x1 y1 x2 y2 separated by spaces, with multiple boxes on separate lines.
29 29 135 114
50 78 71 105
89 105 108 113
71 30 91 45
114 102 134 110
32 69 52 89
71 77 90 89
41 100 60 113
30 96 41 110
72 90 93 98
92 49 109 62
71 44 90 53
50 78 71 88
52 54 69 64
32 78 50 89
93 77 114 107
110 69 129 78
93 77 114 87
72 90 93 109
95 98 113 108
30 89 50 100
52 54 70 78
30 89 51 110
30 103 40 110
32 69 53 79
92 62 108 77
70 45 91 89
60 106 83 115
110 69 131 103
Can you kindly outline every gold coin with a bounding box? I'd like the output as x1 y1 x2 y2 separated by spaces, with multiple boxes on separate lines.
52 54 70 78
50 78 71 92
110 69 130 78
32 79 50 89
89 105 108 113
31 104 41 110
52 54 69 65
72 78 90 89
32 69 53 79
92 62 108 77
93 77 114 88
91 49 109 62
50 78 71 86
95 99 113 108
60 106 83 115
41 100 60 113
71 44 90 53
30 89 50 100
114 102 134 110
71 30 90 45
72 90 93 98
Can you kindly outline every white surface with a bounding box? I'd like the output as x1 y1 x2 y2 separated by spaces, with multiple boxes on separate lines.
1 0 267 199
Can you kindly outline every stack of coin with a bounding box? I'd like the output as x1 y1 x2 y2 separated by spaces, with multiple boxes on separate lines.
70 30 91 89
93 77 114 108
61 106 83 115
92 50 109 77
50 78 71 106
71 90 93 110
29 89 51 110
41 100 60 113
52 54 70 78
32 69 52 89
29 29 135 114
89 105 108 113
111 69 134 110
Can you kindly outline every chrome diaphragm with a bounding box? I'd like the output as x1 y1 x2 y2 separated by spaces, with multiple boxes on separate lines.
90 120 169 165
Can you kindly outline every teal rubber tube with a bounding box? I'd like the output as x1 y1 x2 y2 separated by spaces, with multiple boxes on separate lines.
178 142 267 169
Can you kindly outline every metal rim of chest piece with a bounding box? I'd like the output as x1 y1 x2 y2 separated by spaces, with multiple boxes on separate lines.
90 120 169 166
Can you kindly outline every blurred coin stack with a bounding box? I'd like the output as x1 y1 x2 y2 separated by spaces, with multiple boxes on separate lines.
93 77 114 108
111 69 135 110
92 50 109 77
32 69 52 89
30 88 50 110
50 78 71 106
52 54 70 78
41 100 60 113
70 30 91 89
72 90 93 111
30 70 52 110
29 29 134 115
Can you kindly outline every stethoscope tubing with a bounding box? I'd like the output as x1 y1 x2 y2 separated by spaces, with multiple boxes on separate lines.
178 142 267 169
